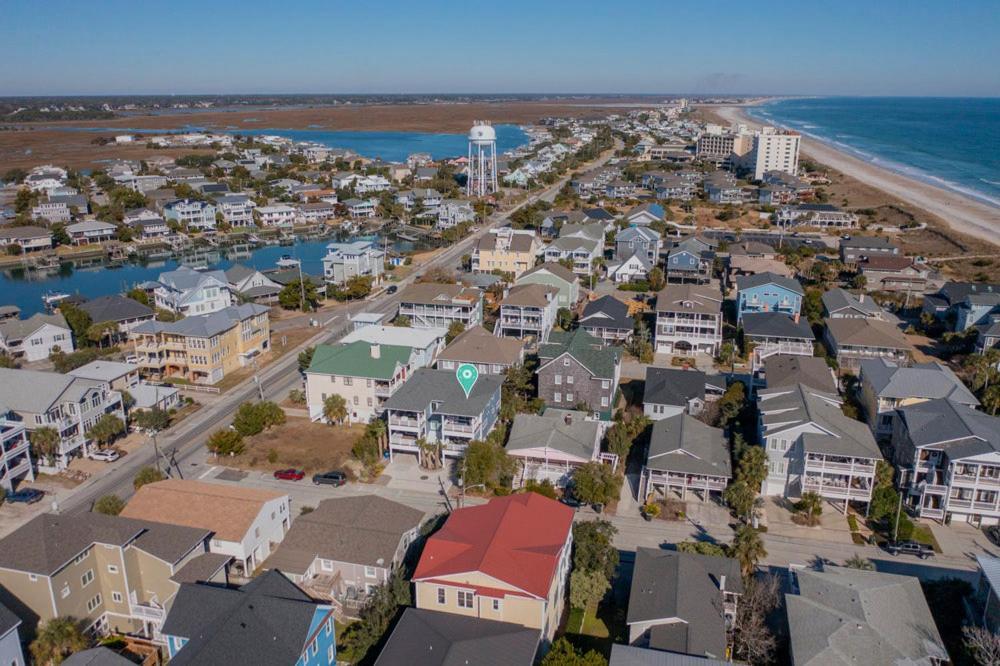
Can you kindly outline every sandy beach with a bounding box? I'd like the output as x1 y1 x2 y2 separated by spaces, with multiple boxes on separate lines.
714 105 999 248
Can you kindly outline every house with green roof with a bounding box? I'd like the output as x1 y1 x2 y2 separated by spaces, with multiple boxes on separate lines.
305 340 414 423
538 329 621 420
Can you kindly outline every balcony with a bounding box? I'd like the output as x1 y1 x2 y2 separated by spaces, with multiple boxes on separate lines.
802 478 872 500
920 506 945 520
442 420 476 435
388 415 422 429
950 471 1000 488
804 456 876 476
645 469 728 492
130 602 165 622
947 497 1000 513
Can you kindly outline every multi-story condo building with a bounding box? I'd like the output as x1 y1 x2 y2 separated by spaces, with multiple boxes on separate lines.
537 329 621 420
396 284 483 329
639 414 731 503
305 341 413 424
384 368 502 461
321 240 384 286
495 284 559 342
255 204 297 227
894 399 1000 526
0 312 74 362
214 194 256 227
152 266 234 316
737 127 801 180
654 284 723 355
823 317 914 373
412 493 573 643
130 304 270 386
859 359 979 439
0 410 32 493
0 369 124 469
163 199 217 231
736 272 804 323
0 512 215 642
757 384 881 511
471 228 541 277
775 204 859 229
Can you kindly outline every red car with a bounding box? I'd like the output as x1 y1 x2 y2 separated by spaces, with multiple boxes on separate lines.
273 468 305 481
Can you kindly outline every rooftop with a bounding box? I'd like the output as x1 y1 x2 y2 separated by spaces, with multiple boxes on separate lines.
646 414 731 479
506 409 600 462
436 325 524 366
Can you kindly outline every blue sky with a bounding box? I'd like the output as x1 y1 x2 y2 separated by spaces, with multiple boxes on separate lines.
2 0 998 96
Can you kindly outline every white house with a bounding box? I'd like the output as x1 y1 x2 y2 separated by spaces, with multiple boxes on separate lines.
0 313 74 362
66 220 117 245
255 204 297 227
163 199 217 231
153 266 234 315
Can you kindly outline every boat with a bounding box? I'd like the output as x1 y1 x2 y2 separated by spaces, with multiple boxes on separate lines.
41 291 71 308
276 255 301 268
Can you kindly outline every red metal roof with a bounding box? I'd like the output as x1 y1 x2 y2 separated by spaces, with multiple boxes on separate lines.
413 493 574 599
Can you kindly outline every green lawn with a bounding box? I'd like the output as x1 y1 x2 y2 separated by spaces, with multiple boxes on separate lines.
910 522 943 553
567 607 609 638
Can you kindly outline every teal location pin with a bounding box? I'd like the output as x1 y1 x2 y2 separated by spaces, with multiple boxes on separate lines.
456 363 479 398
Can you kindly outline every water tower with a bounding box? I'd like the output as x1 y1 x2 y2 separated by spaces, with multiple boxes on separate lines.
467 121 498 197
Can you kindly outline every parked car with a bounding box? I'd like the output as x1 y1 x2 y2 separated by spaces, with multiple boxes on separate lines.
883 540 934 559
386 285 398 294
312 470 347 486
88 449 120 463
6 488 44 504
273 468 305 481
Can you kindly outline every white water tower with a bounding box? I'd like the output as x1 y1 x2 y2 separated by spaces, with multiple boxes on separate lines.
467 120 498 197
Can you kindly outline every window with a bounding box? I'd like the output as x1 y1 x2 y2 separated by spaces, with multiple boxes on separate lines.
364 566 377 578
112 591 123 604
61 586 71 599
554 392 562 402
601 397 609 407
343 377 353 386
321 560 333 572
457 590 474 608
325 618 332 636
554 375 562 385
566 375 574 385
81 569 94 587
437 588 446 605
86 594 102 612
312 641 318 656
566 393 574 403
353 396 359 406
601 380 610 389
492 599 502 611
563 358 570 366
28 574 37 582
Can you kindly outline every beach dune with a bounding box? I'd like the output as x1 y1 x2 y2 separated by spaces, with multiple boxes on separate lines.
715 106 999 248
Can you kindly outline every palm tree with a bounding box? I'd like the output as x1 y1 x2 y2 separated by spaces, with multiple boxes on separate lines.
368 419 387 455
982 383 1000 417
738 447 768 492
322 395 348 425
30 617 88 665
29 427 61 467
796 491 823 526
844 553 874 570
732 525 767 578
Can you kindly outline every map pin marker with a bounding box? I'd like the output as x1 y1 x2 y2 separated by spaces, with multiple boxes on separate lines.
456 363 479 399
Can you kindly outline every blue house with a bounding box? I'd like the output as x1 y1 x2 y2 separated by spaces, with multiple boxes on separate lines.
161 570 336 665
735 272 804 323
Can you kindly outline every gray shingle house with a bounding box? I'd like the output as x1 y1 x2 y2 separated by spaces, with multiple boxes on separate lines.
537 329 621 420
506 409 603 488
639 414 731 501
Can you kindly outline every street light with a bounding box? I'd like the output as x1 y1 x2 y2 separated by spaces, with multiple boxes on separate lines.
456 478 486 509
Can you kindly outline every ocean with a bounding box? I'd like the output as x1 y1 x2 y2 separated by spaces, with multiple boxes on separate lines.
747 97 1000 208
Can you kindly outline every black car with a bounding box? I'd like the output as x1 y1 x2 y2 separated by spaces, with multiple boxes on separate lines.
883 540 934 559
312 470 348 486
386 285 398 294
6 488 44 504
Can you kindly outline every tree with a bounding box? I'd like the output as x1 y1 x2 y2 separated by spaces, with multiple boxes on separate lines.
30 617 88 665
133 466 165 490
717 381 746 425
731 525 766 578
571 462 621 508
86 414 124 448
851 274 867 290
844 553 875 570
207 429 245 456
731 574 780 665
93 494 125 516
540 638 607 666
677 540 729 557
393 315 411 327
963 626 1000 666
127 287 151 307
724 479 757 522
132 408 170 432
605 414 650 461
59 303 93 345
522 479 558 499
278 279 319 311
572 520 619 581
737 446 768 493
30 427 61 466
446 321 465 344
86 321 118 347
334 275 374 301
0 352 18 368
717 341 735 367
322 394 348 425
232 401 284 436
297 346 315 372
795 491 823 526
570 569 610 611
648 266 665 292
556 307 575 331
461 440 514 491
338 569 412 663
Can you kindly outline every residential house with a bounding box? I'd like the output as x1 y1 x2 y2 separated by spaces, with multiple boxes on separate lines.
975 555 1000 633
626 549 741 659
624 203 666 227
956 291 1000 333
435 325 525 376
643 367 715 420
79 295 155 341
740 312 814 372
471 228 541 278
322 241 384 286
757 384 881 510
130 304 270 385
506 409 602 488
614 226 661 264
305 340 413 423
859 358 979 439
839 236 901 268
607 252 653 283
224 264 283 304
922 282 1000 327
214 194 256 228
0 226 53 252
537 329 621 420
579 295 634 344
735 272 803 323
761 355 838 394
384 368 502 461
0 512 214 641
543 236 602 277
639 415 731 502
0 313 74 362
610 645 728 666
66 221 117 245
978 317 1000 354
436 199 476 229
153 266 234 316
120 480 290 578
605 180 638 199
395 188 442 213
264 496 424 612
412 493 573 642
256 204 297 227
821 288 887 320
0 410 32 493
0 369 124 468
726 255 793 284
340 325 446 369
397 284 483 329
375 608 539 666
161 571 336 665
127 214 170 239
343 198 377 218
893 399 1000 525
495 284 559 342
163 200 217 231
68 360 140 394
31 201 72 223
823 317 913 373
859 256 931 293
775 203 858 229
297 201 336 223
0 602 24 666
704 172 753 205
516 262 580 309
654 284 723 355
786 567 947 666
665 237 714 284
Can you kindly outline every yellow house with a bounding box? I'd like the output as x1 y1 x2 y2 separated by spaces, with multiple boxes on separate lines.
471 228 542 278
412 493 573 643
130 304 270 385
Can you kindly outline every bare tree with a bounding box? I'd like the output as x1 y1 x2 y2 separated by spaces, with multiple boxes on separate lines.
964 626 1000 666
731 573 781 665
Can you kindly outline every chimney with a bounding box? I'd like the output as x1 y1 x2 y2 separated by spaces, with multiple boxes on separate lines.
719 574 726 592
793 312 800 324
370 343 380 359
858 293 865 303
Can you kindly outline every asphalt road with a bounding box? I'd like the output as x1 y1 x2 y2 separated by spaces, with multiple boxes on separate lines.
61 141 621 515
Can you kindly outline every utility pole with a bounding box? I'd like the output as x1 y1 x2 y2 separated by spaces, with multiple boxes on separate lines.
892 490 903 543
296 257 307 313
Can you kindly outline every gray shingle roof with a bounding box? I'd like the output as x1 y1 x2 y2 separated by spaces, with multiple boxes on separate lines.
384 368 502 417
627 549 742 660
375 608 539 666
896 399 1000 459
580 296 634 332
655 284 722 316
821 288 882 318
63 647 136 666
644 367 707 407
0 600 19 639
741 312 814 341
436 326 524 367
0 312 69 341
735 271 804 296
762 355 837 393
860 358 978 405
610 645 728 666
158 266 228 292
78 295 153 324
824 317 911 350
519 262 578 284
646 414 731 478
132 303 267 338
538 329 621 380
0 368 105 413
506 410 600 462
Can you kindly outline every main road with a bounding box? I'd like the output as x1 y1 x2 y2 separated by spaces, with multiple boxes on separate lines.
61 140 621 514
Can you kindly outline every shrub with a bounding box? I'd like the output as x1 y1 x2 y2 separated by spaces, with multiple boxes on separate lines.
522 479 558 499
94 494 125 516
133 467 165 490
207 429 245 456
267 449 279 464
232 401 285 437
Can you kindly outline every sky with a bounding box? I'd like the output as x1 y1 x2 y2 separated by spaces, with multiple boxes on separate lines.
1 0 998 97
